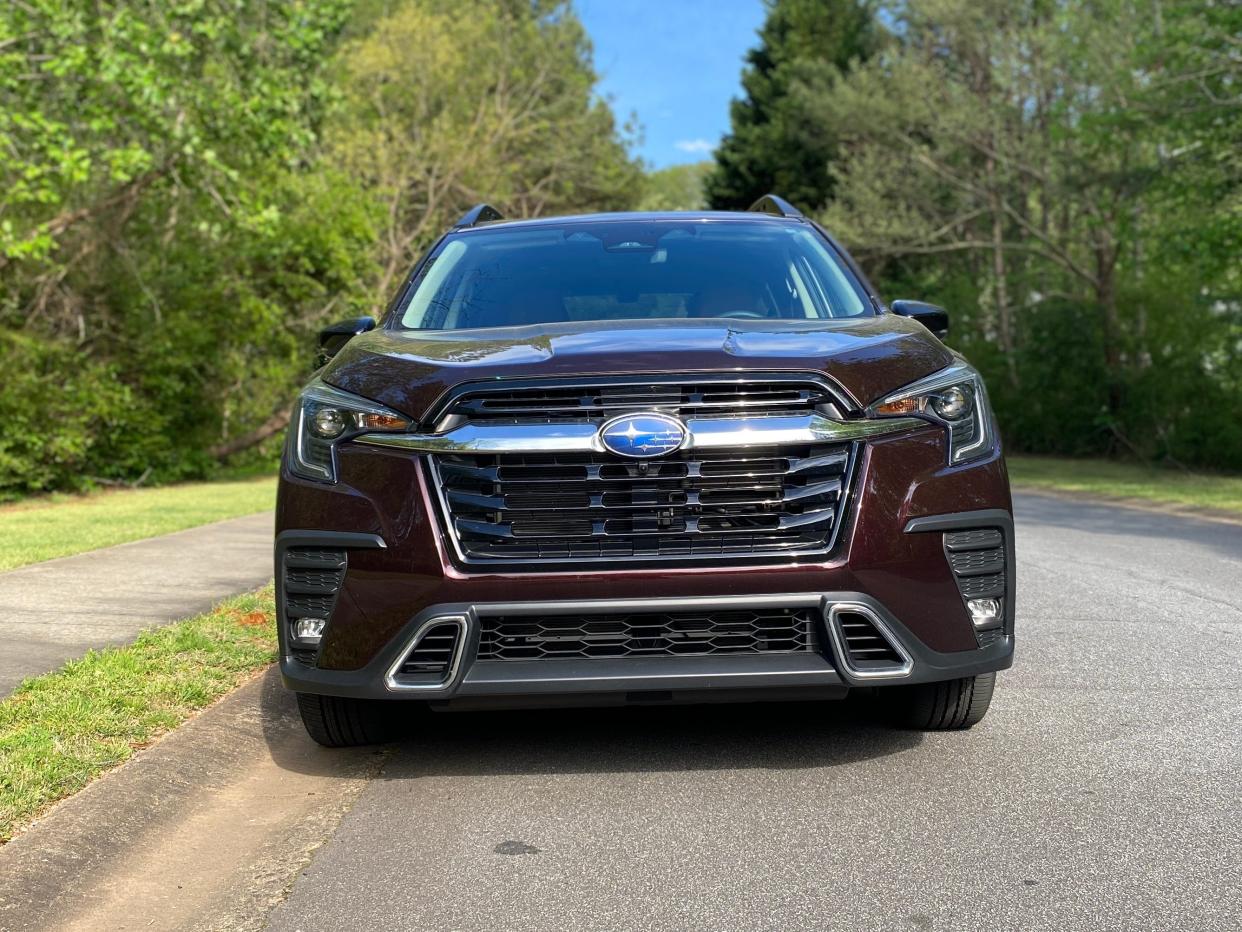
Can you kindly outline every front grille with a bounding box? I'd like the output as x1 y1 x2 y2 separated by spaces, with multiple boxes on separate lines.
477 608 819 661
431 444 853 566
439 377 842 425
944 528 1007 645
281 548 346 665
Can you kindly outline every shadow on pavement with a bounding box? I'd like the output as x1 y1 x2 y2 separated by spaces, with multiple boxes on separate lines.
262 678 922 778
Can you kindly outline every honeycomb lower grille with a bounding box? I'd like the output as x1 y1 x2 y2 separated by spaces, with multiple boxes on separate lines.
477 607 819 661
431 443 853 567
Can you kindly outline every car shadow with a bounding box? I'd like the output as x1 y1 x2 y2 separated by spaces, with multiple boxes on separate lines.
260 670 922 779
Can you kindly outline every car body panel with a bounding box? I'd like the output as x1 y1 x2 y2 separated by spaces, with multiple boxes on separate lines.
323 316 955 422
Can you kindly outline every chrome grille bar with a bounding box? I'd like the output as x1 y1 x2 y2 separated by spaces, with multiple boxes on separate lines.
356 413 920 454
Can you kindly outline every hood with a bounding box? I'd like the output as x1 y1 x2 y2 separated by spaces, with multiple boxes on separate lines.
322 316 954 422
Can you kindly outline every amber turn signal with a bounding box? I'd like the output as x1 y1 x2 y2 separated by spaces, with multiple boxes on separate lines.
359 412 409 430
874 398 921 416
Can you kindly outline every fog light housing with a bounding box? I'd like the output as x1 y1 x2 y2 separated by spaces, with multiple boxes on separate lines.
967 598 1001 629
292 617 327 644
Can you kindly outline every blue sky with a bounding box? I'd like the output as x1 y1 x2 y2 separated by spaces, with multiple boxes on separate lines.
574 0 766 169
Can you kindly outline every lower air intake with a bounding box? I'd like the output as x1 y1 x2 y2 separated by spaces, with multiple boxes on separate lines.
828 606 912 679
395 621 465 685
477 607 819 661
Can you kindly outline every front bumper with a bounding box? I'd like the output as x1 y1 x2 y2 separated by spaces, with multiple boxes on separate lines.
278 588 1014 704
275 422 1016 704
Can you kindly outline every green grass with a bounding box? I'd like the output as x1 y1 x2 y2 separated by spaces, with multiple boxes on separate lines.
0 589 277 843
0 476 276 571
1008 455 1242 515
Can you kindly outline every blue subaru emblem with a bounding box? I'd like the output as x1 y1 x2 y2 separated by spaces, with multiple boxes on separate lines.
598 413 687 458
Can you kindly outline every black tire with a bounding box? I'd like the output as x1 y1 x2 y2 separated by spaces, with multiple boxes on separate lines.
296 692 392 747
898 673 996 730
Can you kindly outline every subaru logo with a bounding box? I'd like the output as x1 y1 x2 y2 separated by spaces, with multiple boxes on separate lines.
598 413 687 459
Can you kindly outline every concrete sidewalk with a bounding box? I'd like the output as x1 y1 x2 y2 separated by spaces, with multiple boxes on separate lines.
0 512 274 697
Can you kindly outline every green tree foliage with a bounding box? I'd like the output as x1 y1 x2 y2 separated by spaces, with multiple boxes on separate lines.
638 163 713 211
718 0 1242 470
329 0 641 302
705 0 875 209
0 0 639 497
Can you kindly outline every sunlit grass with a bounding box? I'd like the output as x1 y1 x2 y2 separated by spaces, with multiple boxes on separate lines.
0 588 276 843
1008 455 1242 515
0 476 276 571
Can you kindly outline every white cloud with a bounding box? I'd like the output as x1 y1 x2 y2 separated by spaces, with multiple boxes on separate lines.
674 138 715 154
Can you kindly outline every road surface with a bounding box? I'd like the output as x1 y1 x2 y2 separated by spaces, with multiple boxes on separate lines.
266 493 1241 931
2 493 1237 931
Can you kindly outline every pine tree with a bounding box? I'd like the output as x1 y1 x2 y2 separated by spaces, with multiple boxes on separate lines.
705 0 876 211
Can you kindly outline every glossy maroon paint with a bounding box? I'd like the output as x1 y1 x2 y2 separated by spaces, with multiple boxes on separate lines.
323 315 955 422
276 423 1012 671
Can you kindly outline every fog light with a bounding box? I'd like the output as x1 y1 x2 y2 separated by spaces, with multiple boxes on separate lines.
292 617 327 644
967 598 1001 629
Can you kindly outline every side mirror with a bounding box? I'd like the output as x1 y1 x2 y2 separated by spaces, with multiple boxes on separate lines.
316 316 376 367
890 300 949 340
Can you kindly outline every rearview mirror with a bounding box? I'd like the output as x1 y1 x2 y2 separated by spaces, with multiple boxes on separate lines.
890 300 949 340
316 317 376 367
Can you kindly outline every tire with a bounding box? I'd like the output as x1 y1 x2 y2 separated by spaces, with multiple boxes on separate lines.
296 692 393 747
897 673 996 730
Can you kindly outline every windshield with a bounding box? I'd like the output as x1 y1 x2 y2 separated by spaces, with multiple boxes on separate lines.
394 219 872 330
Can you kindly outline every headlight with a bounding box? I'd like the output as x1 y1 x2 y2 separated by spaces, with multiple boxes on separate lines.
286 380 410 482
870 363 995 465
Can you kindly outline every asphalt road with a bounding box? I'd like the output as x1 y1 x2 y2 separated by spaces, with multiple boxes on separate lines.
263 493 1242 932
0 512 273 697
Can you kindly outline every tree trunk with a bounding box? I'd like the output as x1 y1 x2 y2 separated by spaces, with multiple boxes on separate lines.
1095 242 1124 420
210 409 291 461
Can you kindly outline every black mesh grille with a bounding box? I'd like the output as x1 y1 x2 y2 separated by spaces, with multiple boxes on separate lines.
442 378 839 424
478 608 819 660
432 444 852 566
835 611 904 667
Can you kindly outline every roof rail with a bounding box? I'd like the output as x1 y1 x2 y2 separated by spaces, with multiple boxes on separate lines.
454 203 505 229
748 194 803 219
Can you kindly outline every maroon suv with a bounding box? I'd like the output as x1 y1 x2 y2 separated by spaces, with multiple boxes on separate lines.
277 197 1015 747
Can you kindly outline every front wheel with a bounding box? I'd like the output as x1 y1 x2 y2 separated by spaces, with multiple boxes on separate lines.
295 692 393 747
896 673 996 730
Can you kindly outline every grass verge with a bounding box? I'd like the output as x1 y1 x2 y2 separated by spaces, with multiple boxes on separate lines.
0 588 277 843
1007 455 1242 516
0 476 276 571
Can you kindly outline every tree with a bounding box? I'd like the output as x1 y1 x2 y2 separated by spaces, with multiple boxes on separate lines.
0 0 364 495
808 0 1242 467
638 163 713 211
329 0 642 302
704 0 876 211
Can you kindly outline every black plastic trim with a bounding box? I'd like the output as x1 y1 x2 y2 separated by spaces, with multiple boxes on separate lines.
904 509 1016 637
